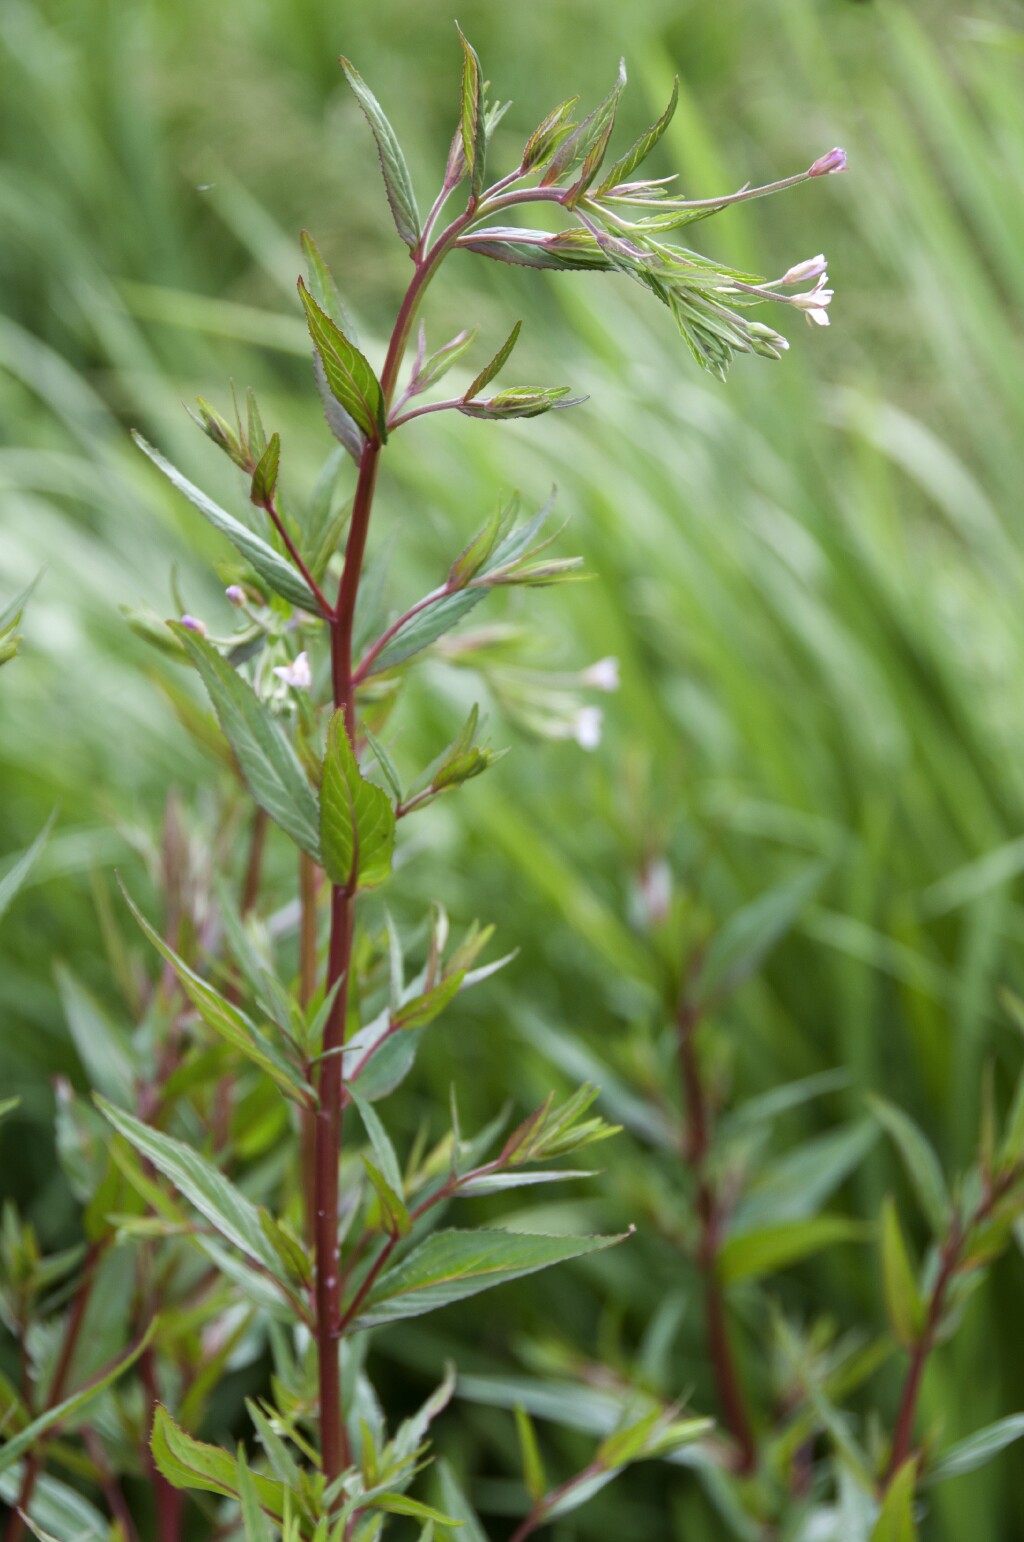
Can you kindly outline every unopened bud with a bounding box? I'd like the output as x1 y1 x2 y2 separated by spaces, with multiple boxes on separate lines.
572 705 603 750
781 254 827 286
808 147 847 177
225 585 246 607
180 614 207 637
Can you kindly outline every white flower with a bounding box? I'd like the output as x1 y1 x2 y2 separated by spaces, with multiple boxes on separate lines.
273 651 312 690
572 705 603 750
580 656 620 692
781 254 827 286
789 275 834 327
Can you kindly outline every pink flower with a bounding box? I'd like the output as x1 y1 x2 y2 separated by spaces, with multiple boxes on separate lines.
781 254 827 286
789 275 834 327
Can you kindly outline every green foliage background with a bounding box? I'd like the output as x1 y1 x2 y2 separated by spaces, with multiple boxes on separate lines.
3 0 1024 1536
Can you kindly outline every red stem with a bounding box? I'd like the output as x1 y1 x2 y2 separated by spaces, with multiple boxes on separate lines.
260 493 334 619
677 996 757 1475
5 1243 104 1542
883 1166 1021 1486
311 206 476 1494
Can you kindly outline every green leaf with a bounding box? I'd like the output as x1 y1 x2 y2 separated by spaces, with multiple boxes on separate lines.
0 571 42 635
0 1098 18 1124
54 963 136 1106
245 1398 304 1489
151 1406 286 1518
459 386 582 421
171 624 320 859
133 434 317 611
236 1446 273 1542
514 1405 547 1501
351 1087 404 1194
0 1320 156 1477
250 431 280 508
868 1096 949 1236
435 1461 489 1542
880 1197 924 1349
340 57 421 249
0 810 55 926
925 1414 1024 1485
541 60 626 199
372 588 488 674
717 1216 865 1286
464 322 522 401
729 1121 877 1231
95 1096 283 1277
457 27 485 197
298 279 387 442
301 229 357 337
394 972 464 1031
120 884 310 1104
697 860 827 1004
416 327 478 394
870 1459 918 1541
522 98 579 172
353 1227 626 1329
363 1158 411 1237
373 1496 460 1525
320 710 395 889
597 78 679 191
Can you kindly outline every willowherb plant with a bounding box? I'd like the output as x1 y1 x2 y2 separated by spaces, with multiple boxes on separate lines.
0 36 853 1542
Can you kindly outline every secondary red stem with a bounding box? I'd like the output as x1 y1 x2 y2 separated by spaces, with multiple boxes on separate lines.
677 996 757 1475
5 1242 104 1542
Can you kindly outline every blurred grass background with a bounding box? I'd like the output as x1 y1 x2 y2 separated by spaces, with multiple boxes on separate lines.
3 0 1024 1536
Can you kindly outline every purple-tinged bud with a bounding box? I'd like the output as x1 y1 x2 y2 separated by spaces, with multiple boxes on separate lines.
180 614 208 637
808 147 847 177
781 254 827 286
225 585 246 607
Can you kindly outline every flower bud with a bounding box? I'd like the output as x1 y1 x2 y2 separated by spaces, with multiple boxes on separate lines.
572 705 603 750
781 254 827 286
180 614 207 637
808 147 847 177
225 585 246 607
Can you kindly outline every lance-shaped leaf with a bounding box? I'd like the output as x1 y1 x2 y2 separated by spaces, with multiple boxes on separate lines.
435 1462 488 1542
597 77 679 192
172 624 320 859
121 882 309 1110
0 809 55 926
298 279 387 443
249 431 280 508
696 859 828 1005
457 27 486 196
870 1459 918 1541
869 1096 949 1236
0 1320 156 1476
459 386 583 420
522 97 579 172
541 60 626 199
236 1447 274 1542
133 435 317 611
95 1097 284 1277
925 1415 1024 1486
464 321 522 401
301 228 357 337
320 710 396 889
151 1406 287 1519
414 327 478 395
880 1197 924 1349
340 56 421 249
718 1216 866 1286
55 964 136 1107
352 1227 627 1329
